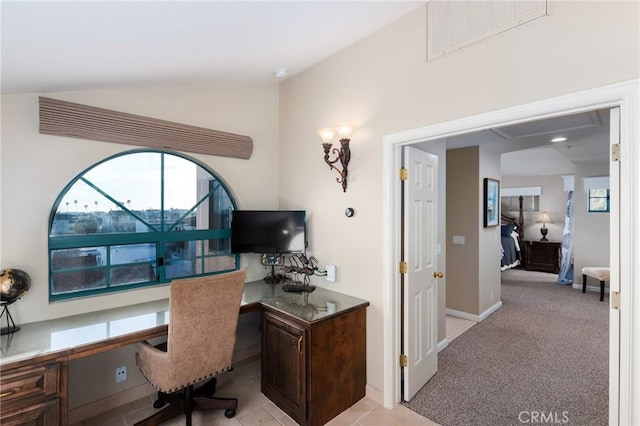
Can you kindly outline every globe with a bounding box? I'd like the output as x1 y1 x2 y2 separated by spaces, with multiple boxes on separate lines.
0 269 31 303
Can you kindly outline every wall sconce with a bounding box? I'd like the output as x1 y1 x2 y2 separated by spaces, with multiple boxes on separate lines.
317 124 354 192
537 211 552 241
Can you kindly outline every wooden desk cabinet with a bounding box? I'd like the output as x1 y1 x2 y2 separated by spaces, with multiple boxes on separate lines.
0 361 61 425
523 240 561 274
0 282 368 426
261 303 367 426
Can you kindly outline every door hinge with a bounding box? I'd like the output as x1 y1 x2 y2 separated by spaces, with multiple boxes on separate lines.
399 261 408 274
400 168 408 181
612 144 620 162
399 354 408 368
611 291 620 310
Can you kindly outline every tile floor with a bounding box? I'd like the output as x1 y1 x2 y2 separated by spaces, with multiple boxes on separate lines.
74 316 473 425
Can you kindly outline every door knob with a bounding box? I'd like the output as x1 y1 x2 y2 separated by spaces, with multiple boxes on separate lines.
433 272 444 278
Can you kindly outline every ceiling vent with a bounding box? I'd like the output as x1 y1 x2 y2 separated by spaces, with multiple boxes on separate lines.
427 0 548 60
492 110 602 139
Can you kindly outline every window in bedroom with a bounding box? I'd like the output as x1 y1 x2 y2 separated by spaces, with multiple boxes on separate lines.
48 149 238 301
588 189 610 213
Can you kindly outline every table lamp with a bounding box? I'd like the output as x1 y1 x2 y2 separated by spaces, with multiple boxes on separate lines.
537 211 552 242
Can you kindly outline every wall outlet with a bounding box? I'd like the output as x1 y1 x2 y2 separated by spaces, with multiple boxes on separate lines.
115 366 127 383
490 291 494 301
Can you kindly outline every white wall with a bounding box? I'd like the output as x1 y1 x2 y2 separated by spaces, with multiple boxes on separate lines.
1 83 280 406
573 162 610 279
1 84 279 323
278 1 638 395
479 146 501 314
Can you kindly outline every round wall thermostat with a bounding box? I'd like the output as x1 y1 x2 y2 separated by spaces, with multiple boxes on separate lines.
345 208 355 217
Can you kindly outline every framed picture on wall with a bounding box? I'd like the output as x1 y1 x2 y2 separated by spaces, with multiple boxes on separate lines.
484 178 500 227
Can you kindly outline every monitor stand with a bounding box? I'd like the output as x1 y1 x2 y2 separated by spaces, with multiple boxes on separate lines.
261 253 284 284
264 265 282 284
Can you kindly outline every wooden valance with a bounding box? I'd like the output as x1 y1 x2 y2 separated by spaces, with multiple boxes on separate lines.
39 97 253 159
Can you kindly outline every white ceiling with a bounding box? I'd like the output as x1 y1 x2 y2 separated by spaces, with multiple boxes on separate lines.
0 1 423 94
1 1 609 178
415 109 611 178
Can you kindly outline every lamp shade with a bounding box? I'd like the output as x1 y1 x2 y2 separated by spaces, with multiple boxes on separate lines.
537 212 552 224
317 128 336 143
335 124 355 139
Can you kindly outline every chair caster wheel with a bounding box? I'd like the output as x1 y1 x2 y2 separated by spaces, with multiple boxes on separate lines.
153 400 165 409
225 409 236 418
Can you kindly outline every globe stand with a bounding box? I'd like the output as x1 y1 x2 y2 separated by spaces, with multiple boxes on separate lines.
0 300 20 335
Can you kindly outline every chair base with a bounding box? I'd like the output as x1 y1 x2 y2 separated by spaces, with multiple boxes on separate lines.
134 378 237 426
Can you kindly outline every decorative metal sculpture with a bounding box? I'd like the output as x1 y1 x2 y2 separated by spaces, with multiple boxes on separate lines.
280 254 320 292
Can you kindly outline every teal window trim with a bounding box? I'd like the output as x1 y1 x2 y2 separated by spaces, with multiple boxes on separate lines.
48 149 239 302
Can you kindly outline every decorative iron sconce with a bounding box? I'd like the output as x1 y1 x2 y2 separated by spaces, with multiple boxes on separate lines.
317 124 354 192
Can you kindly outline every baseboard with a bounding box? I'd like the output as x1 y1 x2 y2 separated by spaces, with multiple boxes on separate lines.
68 344 262 423
438 338 449 352
572 283 610 294
68 382 155 425
365 384 384 406
446 301 503 322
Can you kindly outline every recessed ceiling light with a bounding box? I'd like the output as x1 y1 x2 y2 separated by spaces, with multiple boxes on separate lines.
273 68 288 78
551 137 567 143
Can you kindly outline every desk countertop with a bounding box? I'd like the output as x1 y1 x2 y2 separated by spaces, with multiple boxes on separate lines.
0 280 368 367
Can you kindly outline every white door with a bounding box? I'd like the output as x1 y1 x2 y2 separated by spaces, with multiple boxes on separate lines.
402 146 439 401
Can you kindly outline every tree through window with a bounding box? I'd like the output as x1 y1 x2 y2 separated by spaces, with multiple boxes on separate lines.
49 150 238 300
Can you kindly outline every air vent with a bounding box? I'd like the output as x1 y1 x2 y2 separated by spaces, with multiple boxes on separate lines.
427 0 548 60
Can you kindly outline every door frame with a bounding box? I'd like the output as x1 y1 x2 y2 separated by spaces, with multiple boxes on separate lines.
381 79 639 425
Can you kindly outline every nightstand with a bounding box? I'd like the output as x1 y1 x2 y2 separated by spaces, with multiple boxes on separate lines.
523 240 561 274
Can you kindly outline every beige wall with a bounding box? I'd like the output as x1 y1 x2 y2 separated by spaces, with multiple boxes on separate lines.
446 147 479 314
1 83 279 406
279 1 638 394
445 145 501 317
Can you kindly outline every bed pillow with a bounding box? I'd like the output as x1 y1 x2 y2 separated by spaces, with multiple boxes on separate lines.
501 223 515 237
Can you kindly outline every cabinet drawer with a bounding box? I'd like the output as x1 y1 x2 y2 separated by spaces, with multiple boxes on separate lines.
0 363 59 412
0 397 59 426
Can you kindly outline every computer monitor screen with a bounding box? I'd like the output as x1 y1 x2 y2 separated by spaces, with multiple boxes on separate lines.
231 210 306 254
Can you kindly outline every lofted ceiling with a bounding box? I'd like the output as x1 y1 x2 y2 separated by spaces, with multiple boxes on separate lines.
0 1 423 94
1 2 610 178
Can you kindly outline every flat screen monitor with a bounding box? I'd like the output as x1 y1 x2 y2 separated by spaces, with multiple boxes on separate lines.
231 210 306 254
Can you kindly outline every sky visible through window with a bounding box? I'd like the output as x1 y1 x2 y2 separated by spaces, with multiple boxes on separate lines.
57 152 197 214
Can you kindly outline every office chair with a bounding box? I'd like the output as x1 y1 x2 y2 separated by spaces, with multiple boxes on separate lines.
134 270 245 426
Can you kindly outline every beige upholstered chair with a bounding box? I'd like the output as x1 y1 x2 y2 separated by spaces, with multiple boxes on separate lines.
134 270 245 426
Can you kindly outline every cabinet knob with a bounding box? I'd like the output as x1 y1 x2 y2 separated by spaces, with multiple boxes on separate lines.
433 272 444 278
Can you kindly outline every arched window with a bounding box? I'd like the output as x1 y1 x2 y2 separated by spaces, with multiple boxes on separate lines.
48 150 238 300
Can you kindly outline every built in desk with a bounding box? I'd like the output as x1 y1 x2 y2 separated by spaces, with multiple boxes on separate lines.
0 281 368 426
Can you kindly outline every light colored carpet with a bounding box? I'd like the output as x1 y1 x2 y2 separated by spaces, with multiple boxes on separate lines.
404 269 608 426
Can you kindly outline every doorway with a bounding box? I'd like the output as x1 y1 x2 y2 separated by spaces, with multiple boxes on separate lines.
381 79 638 425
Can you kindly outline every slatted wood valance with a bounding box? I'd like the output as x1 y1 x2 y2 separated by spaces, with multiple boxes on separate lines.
39 97 253 159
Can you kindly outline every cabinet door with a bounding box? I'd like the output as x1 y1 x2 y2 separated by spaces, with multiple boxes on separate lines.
261 310 306 422
0 398 59 426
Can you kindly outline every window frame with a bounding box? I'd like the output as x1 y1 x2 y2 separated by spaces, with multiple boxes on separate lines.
587 188 610 213
48 149 238 301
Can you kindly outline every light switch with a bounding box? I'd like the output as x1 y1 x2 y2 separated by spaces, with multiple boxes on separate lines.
452 235 465 245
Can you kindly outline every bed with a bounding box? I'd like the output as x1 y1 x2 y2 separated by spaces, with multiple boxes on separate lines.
500 196 524 271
